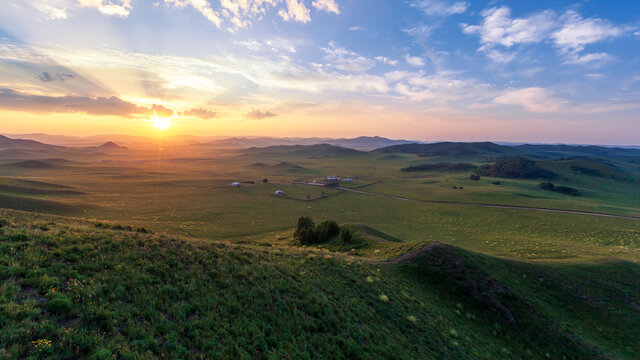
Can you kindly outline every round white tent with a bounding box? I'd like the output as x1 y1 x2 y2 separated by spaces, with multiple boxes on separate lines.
231 182 241 187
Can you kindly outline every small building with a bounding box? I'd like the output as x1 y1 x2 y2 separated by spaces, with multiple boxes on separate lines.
231 182 241 187
343 178 353 182
274 190 285 196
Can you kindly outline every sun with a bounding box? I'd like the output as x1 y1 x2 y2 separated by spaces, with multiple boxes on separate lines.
152 116 171 130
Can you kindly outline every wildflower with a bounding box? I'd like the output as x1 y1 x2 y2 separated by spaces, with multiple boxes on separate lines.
31 339 52 351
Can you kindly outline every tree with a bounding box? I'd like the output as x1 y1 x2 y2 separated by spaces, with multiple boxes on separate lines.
470 174 480 181
294 216 316 244
262 178 268 183
317 220 340 243
340 229 352 246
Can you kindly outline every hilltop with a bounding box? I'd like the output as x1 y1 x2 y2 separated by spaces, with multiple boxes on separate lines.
0 209 637 359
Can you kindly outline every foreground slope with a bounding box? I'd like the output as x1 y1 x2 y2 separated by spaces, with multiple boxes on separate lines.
0 210 638 359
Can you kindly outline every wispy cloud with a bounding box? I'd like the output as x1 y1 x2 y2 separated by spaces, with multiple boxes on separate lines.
183 108 217 119
0 88 170 117
552 10 628 53
245 108 277 119
312 0 339 14
494 87 567 113
405 55 425 67
461 7 556 49
322 42 375 72
78 0 133 17
462 6 634 65
278 0 311 23
410 0 468 16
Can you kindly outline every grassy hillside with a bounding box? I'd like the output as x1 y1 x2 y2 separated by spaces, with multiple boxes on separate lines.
0 210 638 359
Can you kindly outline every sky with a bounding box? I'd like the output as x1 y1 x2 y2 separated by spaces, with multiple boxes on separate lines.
0 0 639 144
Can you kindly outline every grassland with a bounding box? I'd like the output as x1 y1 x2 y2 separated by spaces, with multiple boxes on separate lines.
0 142 639 358
0 210 638 359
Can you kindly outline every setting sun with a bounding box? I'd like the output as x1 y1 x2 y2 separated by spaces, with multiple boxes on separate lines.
152 117 171 130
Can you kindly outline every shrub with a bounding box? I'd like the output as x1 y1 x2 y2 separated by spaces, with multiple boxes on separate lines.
294 216 316 245
477 157 555 179
470 174 480 181
340 229 352 245
262 178 268 183
317 220 340 243
539 182 580 196
47 296 73 314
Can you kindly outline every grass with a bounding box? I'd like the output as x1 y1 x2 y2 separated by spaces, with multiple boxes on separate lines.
0 145 639 358
0 209 637 359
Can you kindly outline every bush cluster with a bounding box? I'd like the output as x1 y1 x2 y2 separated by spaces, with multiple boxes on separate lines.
476 157 555 179
294 217 346 245
539 182 580 196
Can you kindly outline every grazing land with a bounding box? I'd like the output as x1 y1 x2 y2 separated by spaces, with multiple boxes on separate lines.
0 136 639 359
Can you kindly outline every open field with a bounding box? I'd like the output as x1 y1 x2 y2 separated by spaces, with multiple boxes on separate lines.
0 210 638 359
0 138 639 358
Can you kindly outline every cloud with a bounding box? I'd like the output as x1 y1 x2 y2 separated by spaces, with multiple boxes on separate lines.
348 26 363 31
461 6 556 48
402 25 432 38
312 0 339 14
36 72 75 82
165 0 223 27
493 87 567 113
234 38 296 53
183 108 217 118
278 0 311 23
410 0 468 16
37 72 54 82
245 108 277 119
485 50 516 64
150 104 174 117
25 0 69 19
375 56 398 66
322 42 375 72
0 88 173 117
78 0 133 17
405 55 426 67
463 7 633 65
552 10 628 53
564 52 614 65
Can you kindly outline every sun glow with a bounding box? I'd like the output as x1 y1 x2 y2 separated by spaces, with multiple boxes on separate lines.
152 116 171 130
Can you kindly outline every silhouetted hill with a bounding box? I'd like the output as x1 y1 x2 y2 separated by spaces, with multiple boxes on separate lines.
0 135 65 151
98 141 128 149
325 136 414 150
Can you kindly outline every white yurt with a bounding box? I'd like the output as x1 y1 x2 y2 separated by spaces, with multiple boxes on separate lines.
274 190 285 196
231 182 241 187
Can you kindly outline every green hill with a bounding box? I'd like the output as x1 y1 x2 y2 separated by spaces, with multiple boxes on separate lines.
375 142 521 157
0 210 637 359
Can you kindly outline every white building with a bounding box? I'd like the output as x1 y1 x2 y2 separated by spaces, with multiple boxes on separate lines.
274 190 285 196
231 182 241 187
344 178 353 182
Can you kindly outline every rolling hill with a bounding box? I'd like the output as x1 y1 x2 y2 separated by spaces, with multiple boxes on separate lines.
0 209 637 359
0 135 65 151
375 142 521 157
513 144 640 159
244 144 364 157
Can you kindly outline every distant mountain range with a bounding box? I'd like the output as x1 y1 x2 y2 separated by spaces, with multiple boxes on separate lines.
1 133 640 160
201 136 415 150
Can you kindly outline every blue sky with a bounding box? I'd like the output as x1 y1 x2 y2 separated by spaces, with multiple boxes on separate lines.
0 0 639 143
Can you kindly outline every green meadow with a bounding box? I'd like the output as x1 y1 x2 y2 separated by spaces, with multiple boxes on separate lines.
0 142 639 358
